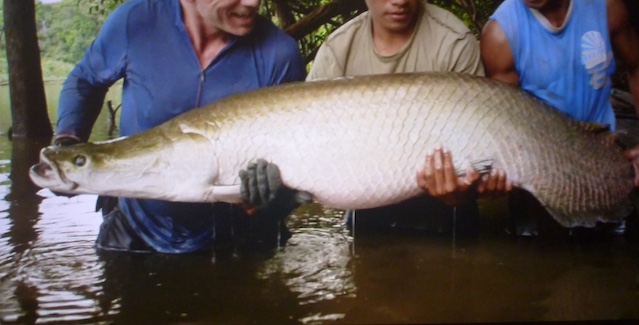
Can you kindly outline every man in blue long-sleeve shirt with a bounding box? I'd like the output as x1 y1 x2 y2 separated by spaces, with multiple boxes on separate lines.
54 0 306 253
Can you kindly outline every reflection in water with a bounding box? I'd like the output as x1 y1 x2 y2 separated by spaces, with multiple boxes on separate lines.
339 229 639 324
5 138 49 255
259 205 356 323
1 138 48 324
97 249 306 324
0 137 109 323
0 162 356 324
81 206 354 324
0 136 359 324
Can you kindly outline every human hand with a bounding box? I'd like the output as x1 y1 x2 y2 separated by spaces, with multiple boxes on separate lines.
239 159 312 216
476 169 513 199
416 147 480 206
624 145 639 187
416 147 512 205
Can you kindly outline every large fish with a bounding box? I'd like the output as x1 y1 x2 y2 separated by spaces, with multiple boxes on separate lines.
30 72 635 227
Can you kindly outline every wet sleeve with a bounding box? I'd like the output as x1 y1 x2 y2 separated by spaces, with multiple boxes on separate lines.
56 6 129 142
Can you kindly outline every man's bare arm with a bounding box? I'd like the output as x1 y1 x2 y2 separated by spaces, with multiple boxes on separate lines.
608 0 639 115
480 20 520 87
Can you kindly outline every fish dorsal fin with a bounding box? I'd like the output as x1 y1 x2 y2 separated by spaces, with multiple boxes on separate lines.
572 121 610 134
570 121 625 148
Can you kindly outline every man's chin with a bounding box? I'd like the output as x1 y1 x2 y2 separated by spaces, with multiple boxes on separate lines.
233 27 254 36
225 25 253 37
227 17 256 36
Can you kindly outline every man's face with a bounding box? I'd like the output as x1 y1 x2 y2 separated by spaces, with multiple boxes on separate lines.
365 0 420 34
196 0 260 36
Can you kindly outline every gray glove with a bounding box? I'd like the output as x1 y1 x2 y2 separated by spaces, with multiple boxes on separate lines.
239 159 312 215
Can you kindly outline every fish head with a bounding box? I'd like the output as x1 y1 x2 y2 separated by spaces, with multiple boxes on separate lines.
28 138 171 197
29 143 118 195
29 132 221 202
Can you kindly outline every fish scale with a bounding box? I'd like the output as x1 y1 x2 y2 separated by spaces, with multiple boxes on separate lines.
30 72 635 228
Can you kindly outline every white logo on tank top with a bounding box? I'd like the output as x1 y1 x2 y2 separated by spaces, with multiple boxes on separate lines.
581 31 610 90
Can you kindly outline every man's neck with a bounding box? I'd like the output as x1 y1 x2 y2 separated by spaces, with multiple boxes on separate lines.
537 0 572 28
180 0 230 68
371 27 414 57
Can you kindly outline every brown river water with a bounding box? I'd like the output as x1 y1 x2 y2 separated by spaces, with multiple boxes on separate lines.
1 88 639 324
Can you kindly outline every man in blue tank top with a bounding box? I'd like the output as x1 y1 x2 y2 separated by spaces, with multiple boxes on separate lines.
481 0 639 235
54 0 306 253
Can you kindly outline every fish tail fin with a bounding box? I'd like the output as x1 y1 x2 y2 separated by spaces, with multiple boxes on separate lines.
572 120 636 150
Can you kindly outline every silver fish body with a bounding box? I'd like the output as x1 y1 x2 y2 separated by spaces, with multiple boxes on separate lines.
30 72 635 227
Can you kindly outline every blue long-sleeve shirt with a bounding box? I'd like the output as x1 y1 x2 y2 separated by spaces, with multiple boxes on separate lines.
56 0 305 253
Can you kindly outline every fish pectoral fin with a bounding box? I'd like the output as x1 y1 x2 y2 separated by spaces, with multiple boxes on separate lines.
206 185 242 204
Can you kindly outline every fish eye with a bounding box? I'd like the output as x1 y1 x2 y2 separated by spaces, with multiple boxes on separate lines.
73 155 87 167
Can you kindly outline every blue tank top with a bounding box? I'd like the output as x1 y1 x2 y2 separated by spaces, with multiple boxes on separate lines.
490 0 616 129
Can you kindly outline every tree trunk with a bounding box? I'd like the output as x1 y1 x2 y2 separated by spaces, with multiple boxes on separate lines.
285 0 367 41
3 0 52 139
269 0 297 29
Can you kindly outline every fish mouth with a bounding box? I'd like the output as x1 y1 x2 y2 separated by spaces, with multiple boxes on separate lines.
29 148 78 192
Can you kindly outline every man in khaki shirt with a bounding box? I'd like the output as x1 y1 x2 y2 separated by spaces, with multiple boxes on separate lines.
308 0 510 234
307 1 483 79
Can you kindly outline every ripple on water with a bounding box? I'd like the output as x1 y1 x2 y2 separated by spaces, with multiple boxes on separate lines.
0 191 113 324
258 205 357 322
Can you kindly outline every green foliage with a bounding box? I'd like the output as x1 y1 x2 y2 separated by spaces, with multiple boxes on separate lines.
0 0 105 80
77 0 124 18
36 0 103 65
0 0 104 81
431 0 504 35
40 59 76 80
0 2 4 55
0 56 73 83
